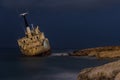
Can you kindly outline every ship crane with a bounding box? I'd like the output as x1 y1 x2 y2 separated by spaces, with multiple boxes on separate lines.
20 13 32 38
20 12 29 27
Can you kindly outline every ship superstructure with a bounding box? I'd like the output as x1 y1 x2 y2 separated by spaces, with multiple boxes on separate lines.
17 13 51 56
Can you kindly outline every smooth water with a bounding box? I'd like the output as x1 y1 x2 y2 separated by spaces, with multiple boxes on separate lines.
0 48 118 80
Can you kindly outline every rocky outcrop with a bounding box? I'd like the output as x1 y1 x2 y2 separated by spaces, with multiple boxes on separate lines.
77 60 120 80
70 46 120 59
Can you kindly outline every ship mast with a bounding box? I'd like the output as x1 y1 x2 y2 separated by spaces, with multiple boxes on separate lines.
20 13 32 37
20 13 29 27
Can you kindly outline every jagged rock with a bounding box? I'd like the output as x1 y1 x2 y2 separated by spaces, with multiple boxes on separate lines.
115 72 120 80
70 46 120 59
77 60 120 80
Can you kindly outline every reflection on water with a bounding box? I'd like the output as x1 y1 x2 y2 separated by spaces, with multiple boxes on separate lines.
0 54 117 80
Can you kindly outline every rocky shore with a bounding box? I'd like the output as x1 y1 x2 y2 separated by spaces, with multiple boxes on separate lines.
70 46 120 59
77 60 120 80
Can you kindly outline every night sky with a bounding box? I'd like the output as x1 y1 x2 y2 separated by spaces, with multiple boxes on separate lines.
0 0 120 50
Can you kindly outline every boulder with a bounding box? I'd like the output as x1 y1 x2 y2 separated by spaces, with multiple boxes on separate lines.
78 60 120 80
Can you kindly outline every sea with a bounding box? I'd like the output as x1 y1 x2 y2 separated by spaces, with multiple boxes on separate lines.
0 48 118 80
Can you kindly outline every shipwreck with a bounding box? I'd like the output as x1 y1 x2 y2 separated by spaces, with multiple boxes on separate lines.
17 13 51 56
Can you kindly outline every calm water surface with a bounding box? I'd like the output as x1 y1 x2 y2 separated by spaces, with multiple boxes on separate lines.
0 48 118 80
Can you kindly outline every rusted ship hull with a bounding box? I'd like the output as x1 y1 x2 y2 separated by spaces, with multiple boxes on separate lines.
20 48 51 56
18 38 51 56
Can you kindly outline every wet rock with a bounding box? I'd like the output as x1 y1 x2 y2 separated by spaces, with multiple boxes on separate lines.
77 60 120 80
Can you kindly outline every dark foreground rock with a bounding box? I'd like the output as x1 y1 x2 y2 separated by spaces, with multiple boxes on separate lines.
77 60 120 80
70 46 120 59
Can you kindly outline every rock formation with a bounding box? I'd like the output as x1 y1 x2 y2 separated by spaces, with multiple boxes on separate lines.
77 60 120 80
70 46 120 59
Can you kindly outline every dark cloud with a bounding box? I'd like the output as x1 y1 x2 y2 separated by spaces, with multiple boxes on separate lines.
1 0 120 9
